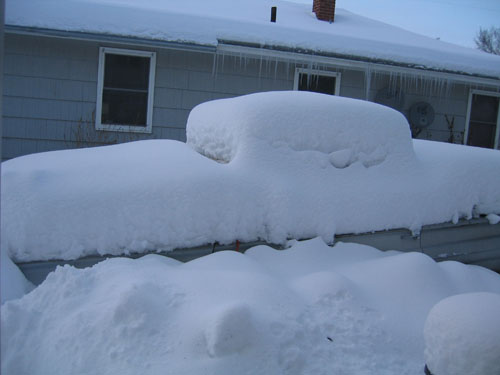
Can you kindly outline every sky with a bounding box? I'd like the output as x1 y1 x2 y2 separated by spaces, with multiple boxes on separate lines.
290 0 500 48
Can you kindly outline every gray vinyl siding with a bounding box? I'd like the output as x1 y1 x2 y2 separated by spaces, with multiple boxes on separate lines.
2 34 298 160
364 74 474 145
3 34 98 160
337 69 365 99
3 32 496 161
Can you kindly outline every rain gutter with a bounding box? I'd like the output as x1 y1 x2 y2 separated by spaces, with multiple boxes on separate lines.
7 25 500 88
5 25 216 54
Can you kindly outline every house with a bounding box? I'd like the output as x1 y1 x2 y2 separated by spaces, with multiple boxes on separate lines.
3 0 500 161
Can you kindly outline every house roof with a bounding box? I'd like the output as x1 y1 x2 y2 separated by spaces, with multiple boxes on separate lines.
6 0 500 80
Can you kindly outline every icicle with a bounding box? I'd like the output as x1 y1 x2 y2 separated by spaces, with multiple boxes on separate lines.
365 67 372 100
212 52 218 78
274 57 278 81
258 54 263 79
372 70 379 93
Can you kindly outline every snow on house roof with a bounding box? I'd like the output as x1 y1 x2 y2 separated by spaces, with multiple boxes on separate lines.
6 0 500 80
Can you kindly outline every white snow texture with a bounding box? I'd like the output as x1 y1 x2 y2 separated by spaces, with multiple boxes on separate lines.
187 91 413 164
424 292 500 375
0 249 33 304
2 238 500 375
6 0 500 78
2 91 500 262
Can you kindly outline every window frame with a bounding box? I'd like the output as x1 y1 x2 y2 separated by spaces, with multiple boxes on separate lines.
96 47 156 133
293 68 341 95
464 89 500 149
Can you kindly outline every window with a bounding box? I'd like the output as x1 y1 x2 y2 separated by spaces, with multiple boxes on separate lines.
96 48 156 133
293 68 341 95
465 90 500 149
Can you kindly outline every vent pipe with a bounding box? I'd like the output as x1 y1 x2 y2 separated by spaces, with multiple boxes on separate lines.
271 6 277 22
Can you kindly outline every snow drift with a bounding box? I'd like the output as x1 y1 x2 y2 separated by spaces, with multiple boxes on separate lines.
2 238 500 375
2 91 500 262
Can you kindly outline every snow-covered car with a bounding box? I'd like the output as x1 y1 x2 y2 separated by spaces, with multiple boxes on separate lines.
2 91 500 263
2 91 500 375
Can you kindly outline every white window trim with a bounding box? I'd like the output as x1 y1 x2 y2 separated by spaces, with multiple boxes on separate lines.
96 47 156 133
293 68 341 95
464 89 500 149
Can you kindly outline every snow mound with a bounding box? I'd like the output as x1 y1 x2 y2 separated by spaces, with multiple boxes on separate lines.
204 303 257 357
187 91 414 165
0 247 33 304
424 292 500 375
487 213 500 225
290 271 356 304
2 239 500 374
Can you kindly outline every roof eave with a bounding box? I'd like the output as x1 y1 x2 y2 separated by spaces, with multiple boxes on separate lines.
218 39 500 87
5 25 216 53
6 25 500 87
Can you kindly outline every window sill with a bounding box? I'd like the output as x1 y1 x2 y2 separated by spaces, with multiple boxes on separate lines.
96 123 153 134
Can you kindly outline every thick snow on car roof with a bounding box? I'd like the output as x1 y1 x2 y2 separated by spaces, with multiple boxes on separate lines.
187 91 414 164
2 92 500 262
6 0 500 78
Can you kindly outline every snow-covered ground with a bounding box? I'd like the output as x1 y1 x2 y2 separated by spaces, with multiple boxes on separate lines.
2 92 500 262
2 92 500 374
2 238 500 374
6 0 500 78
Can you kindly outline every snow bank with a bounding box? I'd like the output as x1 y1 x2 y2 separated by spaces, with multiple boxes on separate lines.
2 239 500 374
187 91 414 164
424 292 500 375
2 92 500 262
0 248 33 304
6 0 500 78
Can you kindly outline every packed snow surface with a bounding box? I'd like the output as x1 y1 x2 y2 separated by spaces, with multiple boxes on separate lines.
2 92 500 262
6 0 500 78
2 239 500 374
0 249 33 304
424 292 500 375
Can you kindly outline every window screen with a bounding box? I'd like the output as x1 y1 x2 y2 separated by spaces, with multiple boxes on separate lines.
101 53 151 126
467 94 499 149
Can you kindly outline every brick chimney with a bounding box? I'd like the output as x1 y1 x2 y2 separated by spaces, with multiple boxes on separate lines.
313 0 336 22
